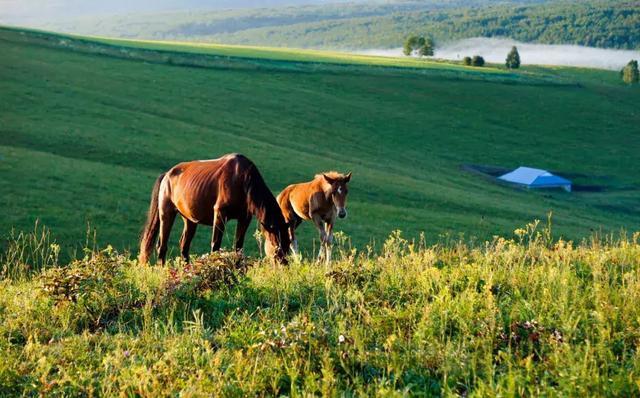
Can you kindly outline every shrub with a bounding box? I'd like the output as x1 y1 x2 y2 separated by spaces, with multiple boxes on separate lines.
472 55 485 67
40 247 143 331
622 59 639 84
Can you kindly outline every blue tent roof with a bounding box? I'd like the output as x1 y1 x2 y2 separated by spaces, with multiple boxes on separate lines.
498 167 571 189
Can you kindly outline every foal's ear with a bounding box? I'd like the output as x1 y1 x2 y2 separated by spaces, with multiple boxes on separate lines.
344 172 352 183
323 174 336 185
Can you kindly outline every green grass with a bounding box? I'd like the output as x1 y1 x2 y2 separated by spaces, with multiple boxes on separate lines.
1 27 640 396
0 26 639 260
1 225 639 395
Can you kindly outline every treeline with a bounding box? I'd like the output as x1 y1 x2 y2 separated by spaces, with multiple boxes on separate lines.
38 1 639 50
41 1 538 40
204 0 640 50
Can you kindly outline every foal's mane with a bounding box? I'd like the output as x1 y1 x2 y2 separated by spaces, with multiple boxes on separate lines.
314 171 346 180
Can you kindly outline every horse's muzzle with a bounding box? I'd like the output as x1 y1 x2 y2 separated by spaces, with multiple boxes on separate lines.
338 208 347 219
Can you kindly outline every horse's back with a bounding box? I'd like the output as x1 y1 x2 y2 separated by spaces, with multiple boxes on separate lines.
279 179 324 221
165 154 252 224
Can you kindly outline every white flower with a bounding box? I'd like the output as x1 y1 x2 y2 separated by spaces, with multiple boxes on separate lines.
338 335 345 344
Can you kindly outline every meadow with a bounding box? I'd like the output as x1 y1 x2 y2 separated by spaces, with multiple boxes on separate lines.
1 26 640 397
1 221 639 396
1 27 639 260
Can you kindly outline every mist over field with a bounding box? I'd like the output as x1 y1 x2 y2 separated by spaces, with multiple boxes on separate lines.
358 37 640 70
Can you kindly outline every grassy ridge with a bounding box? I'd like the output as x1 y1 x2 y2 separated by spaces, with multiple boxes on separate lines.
1 27 639 260
1 226 639 395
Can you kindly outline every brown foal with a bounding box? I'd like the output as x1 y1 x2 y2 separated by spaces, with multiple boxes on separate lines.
275 172 351 263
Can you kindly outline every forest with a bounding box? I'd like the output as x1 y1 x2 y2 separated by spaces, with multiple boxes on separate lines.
34 0 640 50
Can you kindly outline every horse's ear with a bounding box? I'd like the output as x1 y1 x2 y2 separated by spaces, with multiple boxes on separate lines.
323 174 336 184
344 172 352 182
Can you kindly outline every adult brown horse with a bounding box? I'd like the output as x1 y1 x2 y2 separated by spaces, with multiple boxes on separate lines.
274 171 351 263
138 153 290 265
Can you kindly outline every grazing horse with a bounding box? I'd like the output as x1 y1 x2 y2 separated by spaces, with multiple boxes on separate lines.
138 153 290 265
274 172 351 263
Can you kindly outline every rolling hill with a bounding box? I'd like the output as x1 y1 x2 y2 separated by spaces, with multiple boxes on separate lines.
25 0 640 50
0 26 639 260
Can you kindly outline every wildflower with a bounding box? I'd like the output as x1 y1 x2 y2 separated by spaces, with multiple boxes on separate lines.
338 335 345 344
123 350 130 357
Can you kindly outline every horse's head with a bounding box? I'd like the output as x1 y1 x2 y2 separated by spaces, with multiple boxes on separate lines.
323 172 352 219
261 215 291 265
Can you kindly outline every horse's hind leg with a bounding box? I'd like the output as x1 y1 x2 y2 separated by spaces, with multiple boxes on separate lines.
179 218 197 263
211 208 227 252
234 215 252 254
157 201 177 265
289 218 301 259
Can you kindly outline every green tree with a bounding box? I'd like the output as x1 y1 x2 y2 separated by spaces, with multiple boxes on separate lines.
622 60 639 84
506 46 520 69
472 55 485 67
462 56 472 66
418 37 435 57
403 35 419 56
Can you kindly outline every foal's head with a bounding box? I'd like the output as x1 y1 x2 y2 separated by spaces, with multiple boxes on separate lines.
322 172 352 219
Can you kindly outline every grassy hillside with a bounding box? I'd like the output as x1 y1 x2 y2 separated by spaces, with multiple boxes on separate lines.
1 226 639 395
1 27 639 260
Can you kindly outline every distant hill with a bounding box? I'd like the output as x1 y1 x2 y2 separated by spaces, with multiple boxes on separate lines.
0 0 363 24
12 0 640 50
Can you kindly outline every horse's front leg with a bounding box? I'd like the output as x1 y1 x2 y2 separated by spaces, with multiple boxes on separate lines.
312 214 327 263
234 214 252 254
211 207 227 252
324 221 334 264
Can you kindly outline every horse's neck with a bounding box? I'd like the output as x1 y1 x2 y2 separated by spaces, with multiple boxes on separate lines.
310 179 331 200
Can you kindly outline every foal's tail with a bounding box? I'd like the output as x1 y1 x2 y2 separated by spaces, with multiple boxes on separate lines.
138 173 165 264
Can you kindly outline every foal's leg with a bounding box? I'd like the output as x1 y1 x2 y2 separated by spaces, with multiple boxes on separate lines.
211 208 226 252
289 225 299 257
312 214 327 263
288 217 302 258
324 221 334 264
179 218 197 263
234 215 252 254
157 201 177 265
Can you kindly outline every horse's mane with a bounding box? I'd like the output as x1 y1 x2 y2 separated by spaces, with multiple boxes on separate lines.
243 162 286 227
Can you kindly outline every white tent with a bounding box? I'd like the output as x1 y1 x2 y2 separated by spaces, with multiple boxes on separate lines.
498 167 572 192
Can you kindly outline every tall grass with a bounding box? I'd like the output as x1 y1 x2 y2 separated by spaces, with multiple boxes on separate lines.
0 221 60 280
1 222 639 396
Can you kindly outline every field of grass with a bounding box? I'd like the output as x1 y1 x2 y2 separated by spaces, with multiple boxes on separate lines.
1 26 640 397
1 26 639 261
1 224 639 395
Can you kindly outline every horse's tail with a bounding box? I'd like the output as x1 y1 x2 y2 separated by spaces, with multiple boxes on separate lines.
138 173 165 264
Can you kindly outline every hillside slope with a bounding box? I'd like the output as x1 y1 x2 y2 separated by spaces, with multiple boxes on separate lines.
0 27 639 257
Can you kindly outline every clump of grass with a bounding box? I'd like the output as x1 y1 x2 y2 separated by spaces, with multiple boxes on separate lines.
1 225 639 396
0 221 60 280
